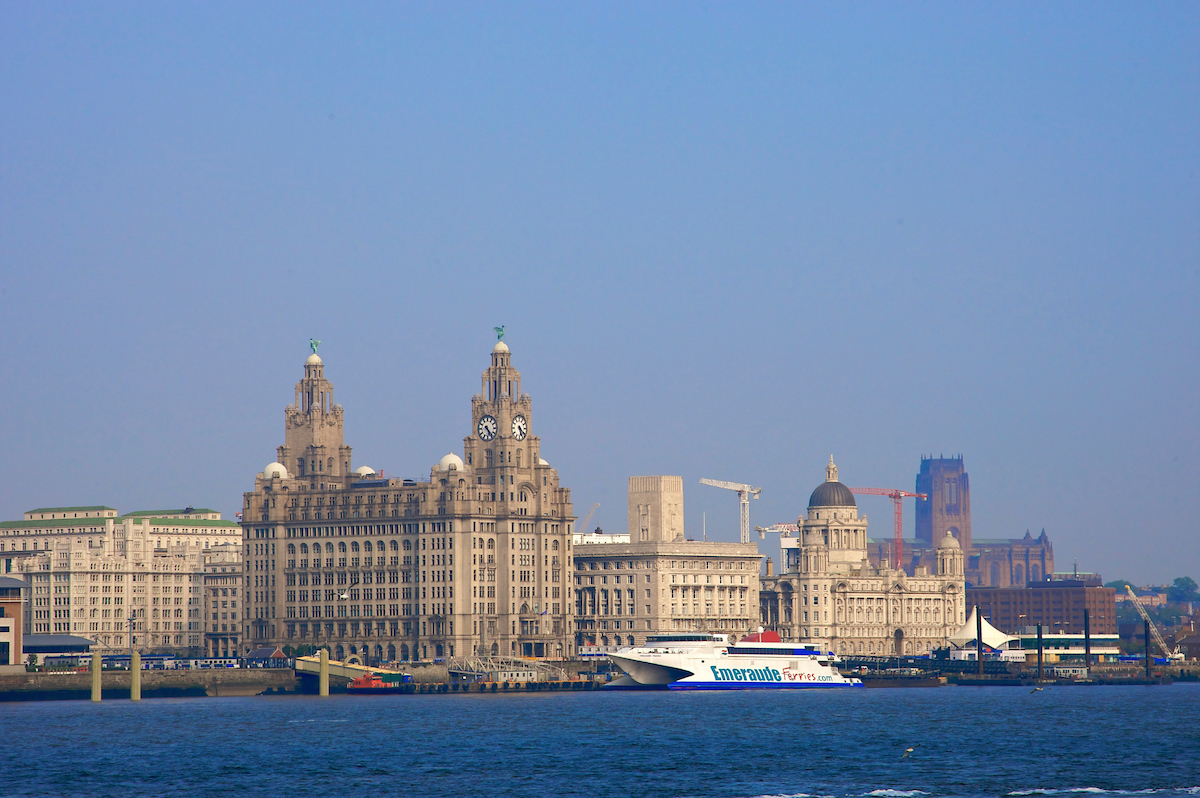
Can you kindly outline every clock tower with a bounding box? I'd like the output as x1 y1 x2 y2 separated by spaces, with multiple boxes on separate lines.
465 340 538 471
460 337 574 658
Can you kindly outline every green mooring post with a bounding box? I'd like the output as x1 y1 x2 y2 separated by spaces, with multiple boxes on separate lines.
130 651 141 701
91 652 102 702
319 648 329 697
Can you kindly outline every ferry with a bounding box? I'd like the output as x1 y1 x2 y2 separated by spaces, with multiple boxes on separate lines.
607 629 863 690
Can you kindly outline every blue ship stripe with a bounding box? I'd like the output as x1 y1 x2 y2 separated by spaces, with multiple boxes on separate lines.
668 681 864 690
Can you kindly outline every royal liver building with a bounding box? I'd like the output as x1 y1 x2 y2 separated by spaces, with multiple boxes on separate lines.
241 337 575 663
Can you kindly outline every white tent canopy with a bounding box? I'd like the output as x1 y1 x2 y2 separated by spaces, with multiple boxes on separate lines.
949 606 1017 650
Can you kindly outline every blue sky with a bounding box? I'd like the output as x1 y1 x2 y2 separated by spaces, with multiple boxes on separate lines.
1 3 1196 583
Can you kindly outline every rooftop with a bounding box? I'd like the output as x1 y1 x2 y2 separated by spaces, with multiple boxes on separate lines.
26 506 117 514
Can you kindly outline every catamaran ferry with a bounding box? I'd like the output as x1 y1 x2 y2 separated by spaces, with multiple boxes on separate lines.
608 629 863 690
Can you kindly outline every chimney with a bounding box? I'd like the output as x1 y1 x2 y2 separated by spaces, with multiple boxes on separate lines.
765 558 774 577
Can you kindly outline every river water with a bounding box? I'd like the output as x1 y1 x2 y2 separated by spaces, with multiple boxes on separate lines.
2 684 1198 798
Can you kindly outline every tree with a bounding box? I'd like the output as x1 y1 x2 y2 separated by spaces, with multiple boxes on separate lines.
1105 579 1135 591
1167 576 1199 604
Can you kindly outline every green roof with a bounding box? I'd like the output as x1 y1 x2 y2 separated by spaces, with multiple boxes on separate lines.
124 509 219 517
1 516 237 530
0 517 112 530
25 506 116 514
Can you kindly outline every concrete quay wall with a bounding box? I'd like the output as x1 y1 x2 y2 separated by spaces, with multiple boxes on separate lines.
0 669 298 701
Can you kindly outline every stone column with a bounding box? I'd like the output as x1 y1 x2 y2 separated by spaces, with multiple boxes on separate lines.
130 651 141 701
91 652 102 702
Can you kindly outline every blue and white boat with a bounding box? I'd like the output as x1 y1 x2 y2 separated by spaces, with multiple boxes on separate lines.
608 629 863 690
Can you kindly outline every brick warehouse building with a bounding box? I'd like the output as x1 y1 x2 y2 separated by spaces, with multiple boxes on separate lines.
966 577 1116 635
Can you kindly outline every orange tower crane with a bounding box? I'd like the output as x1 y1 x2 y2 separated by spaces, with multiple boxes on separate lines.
847 487 927 573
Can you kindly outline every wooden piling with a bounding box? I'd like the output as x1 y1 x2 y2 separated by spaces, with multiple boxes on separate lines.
319 649 329 697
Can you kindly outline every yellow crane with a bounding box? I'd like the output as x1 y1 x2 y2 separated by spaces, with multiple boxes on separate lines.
1125 585 1184 661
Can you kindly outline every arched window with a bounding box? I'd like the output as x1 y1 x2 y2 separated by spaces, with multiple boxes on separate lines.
363 540 373 552
1031 564 1041 582
287 544 296 555
552 540 559 551
300 543 309 554
487 539 495 550
350 541 360 553
338 542 347 553
403 540 412 551
325 542 335 554
389 540 399 551
989 562 1001 586
1013 564 1025 585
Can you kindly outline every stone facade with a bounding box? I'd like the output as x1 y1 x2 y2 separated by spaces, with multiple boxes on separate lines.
203 543 243 657
1 507 239 568
241 340 576 662
573 476 762 647
11 520 210 655
760 459 966 657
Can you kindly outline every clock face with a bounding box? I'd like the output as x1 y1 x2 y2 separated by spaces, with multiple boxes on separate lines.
511 415 528 441
477 415 498 441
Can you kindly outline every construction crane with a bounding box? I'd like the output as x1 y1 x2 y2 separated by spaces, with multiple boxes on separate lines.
847 487 927 573
572 503 600 538
1125 585 1184 661
699 479 761 544
755 523 799 539
756 523 800 574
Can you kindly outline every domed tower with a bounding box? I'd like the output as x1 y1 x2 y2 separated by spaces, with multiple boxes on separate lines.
801 457 869 574
936 532 963 577
278 348 353 483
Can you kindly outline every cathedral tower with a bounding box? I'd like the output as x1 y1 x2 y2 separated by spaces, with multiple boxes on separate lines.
914 456 971 553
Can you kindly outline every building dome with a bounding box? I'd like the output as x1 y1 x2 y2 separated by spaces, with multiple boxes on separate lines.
306 353 322 365
264 462 288 480
538 457 549 466
493 340 509 353
808 481 856 508
938 533 961 549
354 466 375 477
807 456 856 508
438 453 465 471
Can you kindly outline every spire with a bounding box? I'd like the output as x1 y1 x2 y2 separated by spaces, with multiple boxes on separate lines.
826 455 838 483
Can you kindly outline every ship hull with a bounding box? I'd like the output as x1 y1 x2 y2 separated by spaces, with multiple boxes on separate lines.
609 636 863 690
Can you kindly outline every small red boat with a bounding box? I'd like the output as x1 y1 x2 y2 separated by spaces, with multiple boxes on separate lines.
347 671 412 694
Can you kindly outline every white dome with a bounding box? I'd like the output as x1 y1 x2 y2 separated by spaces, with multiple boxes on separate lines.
306 353 322 365
263 462 288 480
438 452 465 471
938 533 961 549
538 458 549 466
493 340 509 353
354 466 375 476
